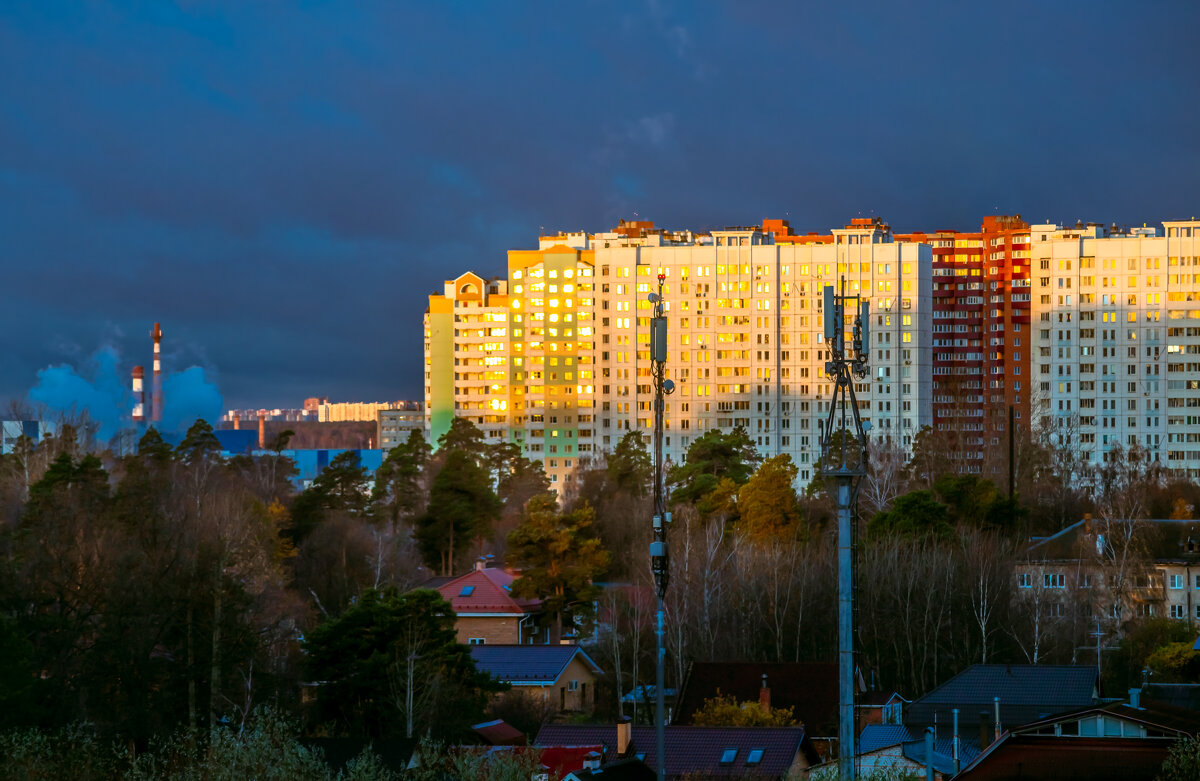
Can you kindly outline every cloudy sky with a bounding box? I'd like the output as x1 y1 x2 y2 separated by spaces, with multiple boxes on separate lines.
2 1 1198 411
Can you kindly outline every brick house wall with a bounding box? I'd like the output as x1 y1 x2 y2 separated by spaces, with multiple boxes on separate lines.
456 615 523 645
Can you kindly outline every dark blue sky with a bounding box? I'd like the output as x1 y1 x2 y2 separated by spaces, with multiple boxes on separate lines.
2 1 1198 411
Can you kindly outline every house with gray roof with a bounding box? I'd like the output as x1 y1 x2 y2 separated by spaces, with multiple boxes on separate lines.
905 663 1099 736
470 644 602 713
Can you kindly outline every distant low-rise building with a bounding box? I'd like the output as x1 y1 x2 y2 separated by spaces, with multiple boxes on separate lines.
0 420 58 454
378 405 425 450
1017 517 1200 635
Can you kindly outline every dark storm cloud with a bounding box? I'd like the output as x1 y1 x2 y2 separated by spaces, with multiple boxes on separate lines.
1 0 1198 410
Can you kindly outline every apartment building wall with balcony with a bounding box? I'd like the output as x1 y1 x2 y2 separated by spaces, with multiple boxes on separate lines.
1030 219 1200 475
894 216 1031 475
425 219 941 492
424 271 511 448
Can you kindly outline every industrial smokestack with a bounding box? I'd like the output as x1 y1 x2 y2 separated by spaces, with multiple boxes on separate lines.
258 411 266 450
132 366 145 423
151 322 163 422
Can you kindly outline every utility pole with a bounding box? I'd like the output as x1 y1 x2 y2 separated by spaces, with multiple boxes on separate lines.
819 279 870 781
648 273 675 781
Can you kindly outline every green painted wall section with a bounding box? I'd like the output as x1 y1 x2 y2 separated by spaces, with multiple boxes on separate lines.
428 310 454 449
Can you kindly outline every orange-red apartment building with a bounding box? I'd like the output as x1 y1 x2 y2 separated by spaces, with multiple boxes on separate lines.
895 217 1031 474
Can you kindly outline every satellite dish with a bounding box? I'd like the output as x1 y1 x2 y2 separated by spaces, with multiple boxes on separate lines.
648 293 661 303
663 379 675 393
862 421 872 432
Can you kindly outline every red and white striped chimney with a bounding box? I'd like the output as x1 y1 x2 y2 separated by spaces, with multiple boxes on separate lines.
131 366 145 423
151 322 163 422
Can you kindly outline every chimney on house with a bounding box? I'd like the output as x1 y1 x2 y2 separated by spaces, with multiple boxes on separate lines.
759 673 771 712
979 710 990 749
1129 688 1141 708
994 697 1002 741
258 411 266 449
476 557 487 572
616 716 631 757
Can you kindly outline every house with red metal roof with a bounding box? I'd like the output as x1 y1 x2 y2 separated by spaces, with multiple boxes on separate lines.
430 559 547 645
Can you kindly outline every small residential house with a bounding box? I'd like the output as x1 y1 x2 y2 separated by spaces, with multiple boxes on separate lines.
536 722 821 780
953 689 1200 780
429 559 546 645
672 661 869 762
470 645 602 713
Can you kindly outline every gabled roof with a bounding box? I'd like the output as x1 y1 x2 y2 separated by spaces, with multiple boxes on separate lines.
859 725 982 771
900 735 981 776
1025 518 1200 563
432 566 541 615
906 664 1098 732
470 645 602 685
471 718 527 746
858 724 916 753
673 661 840 735
1014 697 1200 738
954 734 1174 781
536 725 814 779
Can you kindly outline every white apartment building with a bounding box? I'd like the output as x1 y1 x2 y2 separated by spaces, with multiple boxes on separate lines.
589 223 932 488
426 221 934 491
1030 219 1200 476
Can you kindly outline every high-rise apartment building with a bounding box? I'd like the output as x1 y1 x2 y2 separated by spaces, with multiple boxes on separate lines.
893 216 1031 474
1030 219 1200 474
425 219 934 492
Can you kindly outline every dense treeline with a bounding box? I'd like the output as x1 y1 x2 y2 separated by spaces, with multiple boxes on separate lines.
2 411 1199 762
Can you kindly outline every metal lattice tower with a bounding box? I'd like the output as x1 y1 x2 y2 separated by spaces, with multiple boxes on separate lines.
818 278 871 781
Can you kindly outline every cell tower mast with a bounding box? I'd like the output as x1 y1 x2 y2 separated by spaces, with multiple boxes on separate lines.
819 278 871 781
648 273 674 781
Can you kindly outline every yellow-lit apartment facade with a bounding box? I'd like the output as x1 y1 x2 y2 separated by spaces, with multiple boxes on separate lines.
425 221 934 493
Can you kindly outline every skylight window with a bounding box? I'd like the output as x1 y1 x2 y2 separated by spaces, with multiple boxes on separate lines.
459 586 475 596
719 748 737 765
746 748 764 765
